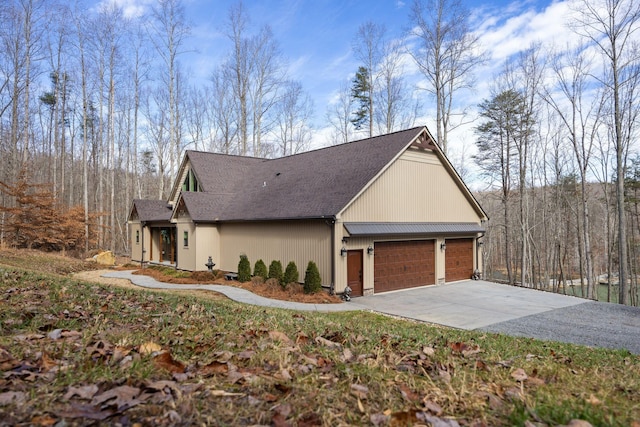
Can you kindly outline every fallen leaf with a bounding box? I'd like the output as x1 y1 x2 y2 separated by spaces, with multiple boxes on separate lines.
561 421 594 427
416 412 461 427
370 413 390 426
40 352 58 372
314 336 341 349
91 385 142 410
296 331 309 345
422 346 435 356
357 397 365 413
268 331 292 345
48 329 63 340
350 384 369 399
0 391 26 406
30 415 57 426
153 351 185 374
586 394 602 405
208 389 244 397
237 350 255 360
200 360 228 375
511 368 528 382
14 333 45 341
423 399 443 415
63 384 99 401
56 403 115 420
398 384 420 402
139 341 162 355
341 347 354 362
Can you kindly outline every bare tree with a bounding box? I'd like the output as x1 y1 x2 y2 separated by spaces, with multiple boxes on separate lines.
326 81 355 145
352 21 385 137
543 45 605 298
375 38 420 134
408 0 484 153
274 81 313 156
572 0 640 305
210 66 238 154
148 0 190 178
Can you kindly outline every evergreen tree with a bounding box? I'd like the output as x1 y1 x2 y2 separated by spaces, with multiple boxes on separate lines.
304 261 322 294
268 260 284 288
237 255 251 282
350 66 371 131
253 259 268 280
283 261 299 284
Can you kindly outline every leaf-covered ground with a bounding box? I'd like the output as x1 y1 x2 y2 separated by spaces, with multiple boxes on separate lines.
0 252 639 426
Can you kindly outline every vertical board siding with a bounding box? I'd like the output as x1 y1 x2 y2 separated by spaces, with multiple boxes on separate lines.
220 221 332 285
341 151 481 223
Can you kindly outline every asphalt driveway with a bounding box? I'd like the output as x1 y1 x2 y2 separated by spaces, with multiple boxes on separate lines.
353 280 640 354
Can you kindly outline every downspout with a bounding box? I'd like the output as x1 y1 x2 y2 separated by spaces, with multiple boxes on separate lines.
140 221 146 268
327 217 337 295
475 232 485 279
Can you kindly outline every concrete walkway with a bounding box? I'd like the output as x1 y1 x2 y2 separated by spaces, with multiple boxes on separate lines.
102 271 360 313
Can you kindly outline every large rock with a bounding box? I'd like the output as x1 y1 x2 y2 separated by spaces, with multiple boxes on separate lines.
93 251 115 266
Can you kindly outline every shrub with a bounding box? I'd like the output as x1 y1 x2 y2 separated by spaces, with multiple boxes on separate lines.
237 255 251 282
253 259 268 280
304 261 322 294
284 261 299 284
268 260 284 288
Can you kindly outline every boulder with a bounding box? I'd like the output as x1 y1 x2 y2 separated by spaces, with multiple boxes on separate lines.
93 251 115 266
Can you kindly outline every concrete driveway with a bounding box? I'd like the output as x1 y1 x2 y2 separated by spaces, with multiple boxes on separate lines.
353 280 640 354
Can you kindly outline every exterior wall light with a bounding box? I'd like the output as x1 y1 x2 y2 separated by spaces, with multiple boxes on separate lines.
341 246 348 257
440 241 447 251
367 244 374 255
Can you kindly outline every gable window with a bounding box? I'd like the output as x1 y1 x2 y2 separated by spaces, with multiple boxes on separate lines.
182 169 200 192
183 231 189 247
135 230 140 244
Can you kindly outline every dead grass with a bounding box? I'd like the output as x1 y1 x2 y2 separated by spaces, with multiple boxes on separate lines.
0 263 638 426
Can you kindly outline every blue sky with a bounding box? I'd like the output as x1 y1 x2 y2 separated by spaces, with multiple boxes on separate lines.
107 0 579 184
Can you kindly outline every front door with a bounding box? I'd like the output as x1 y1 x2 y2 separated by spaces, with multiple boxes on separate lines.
347 250 363 297
160 227 176 263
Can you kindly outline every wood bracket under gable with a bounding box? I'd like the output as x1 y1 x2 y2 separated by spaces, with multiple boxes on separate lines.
410 133 437 151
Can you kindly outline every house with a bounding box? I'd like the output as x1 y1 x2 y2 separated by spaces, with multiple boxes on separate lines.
128 126 488 297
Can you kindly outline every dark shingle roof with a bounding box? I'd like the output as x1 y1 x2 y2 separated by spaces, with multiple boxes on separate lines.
182 127 424 221
132 199 173 222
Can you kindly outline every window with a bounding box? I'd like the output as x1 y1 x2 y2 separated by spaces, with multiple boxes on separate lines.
183 231 189 247
135 230 140 244
182 170 200 192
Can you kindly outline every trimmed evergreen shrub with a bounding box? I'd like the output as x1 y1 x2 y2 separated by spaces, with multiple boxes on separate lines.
284 261 299 284
304 261 322 294
237 255 251 282
268 260 284 288
253 259 268 280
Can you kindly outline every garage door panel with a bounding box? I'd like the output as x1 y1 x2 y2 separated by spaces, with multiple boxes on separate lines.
445 239 474 282
374 240 435 293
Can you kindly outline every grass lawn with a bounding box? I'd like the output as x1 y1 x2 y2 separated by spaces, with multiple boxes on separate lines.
0 251 639 426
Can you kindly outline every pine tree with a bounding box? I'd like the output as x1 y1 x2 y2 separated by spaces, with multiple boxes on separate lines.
268 260 284 288
304 261 322 294
238 255 251 282
284 261 299 284
253 259 268 280
350 66 371 131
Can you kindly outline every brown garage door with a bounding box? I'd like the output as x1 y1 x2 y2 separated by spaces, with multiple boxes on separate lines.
445 238 474 282
374 240 435 293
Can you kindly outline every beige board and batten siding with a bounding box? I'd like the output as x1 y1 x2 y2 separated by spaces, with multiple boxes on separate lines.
219 221 332 285
341 149 481 223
